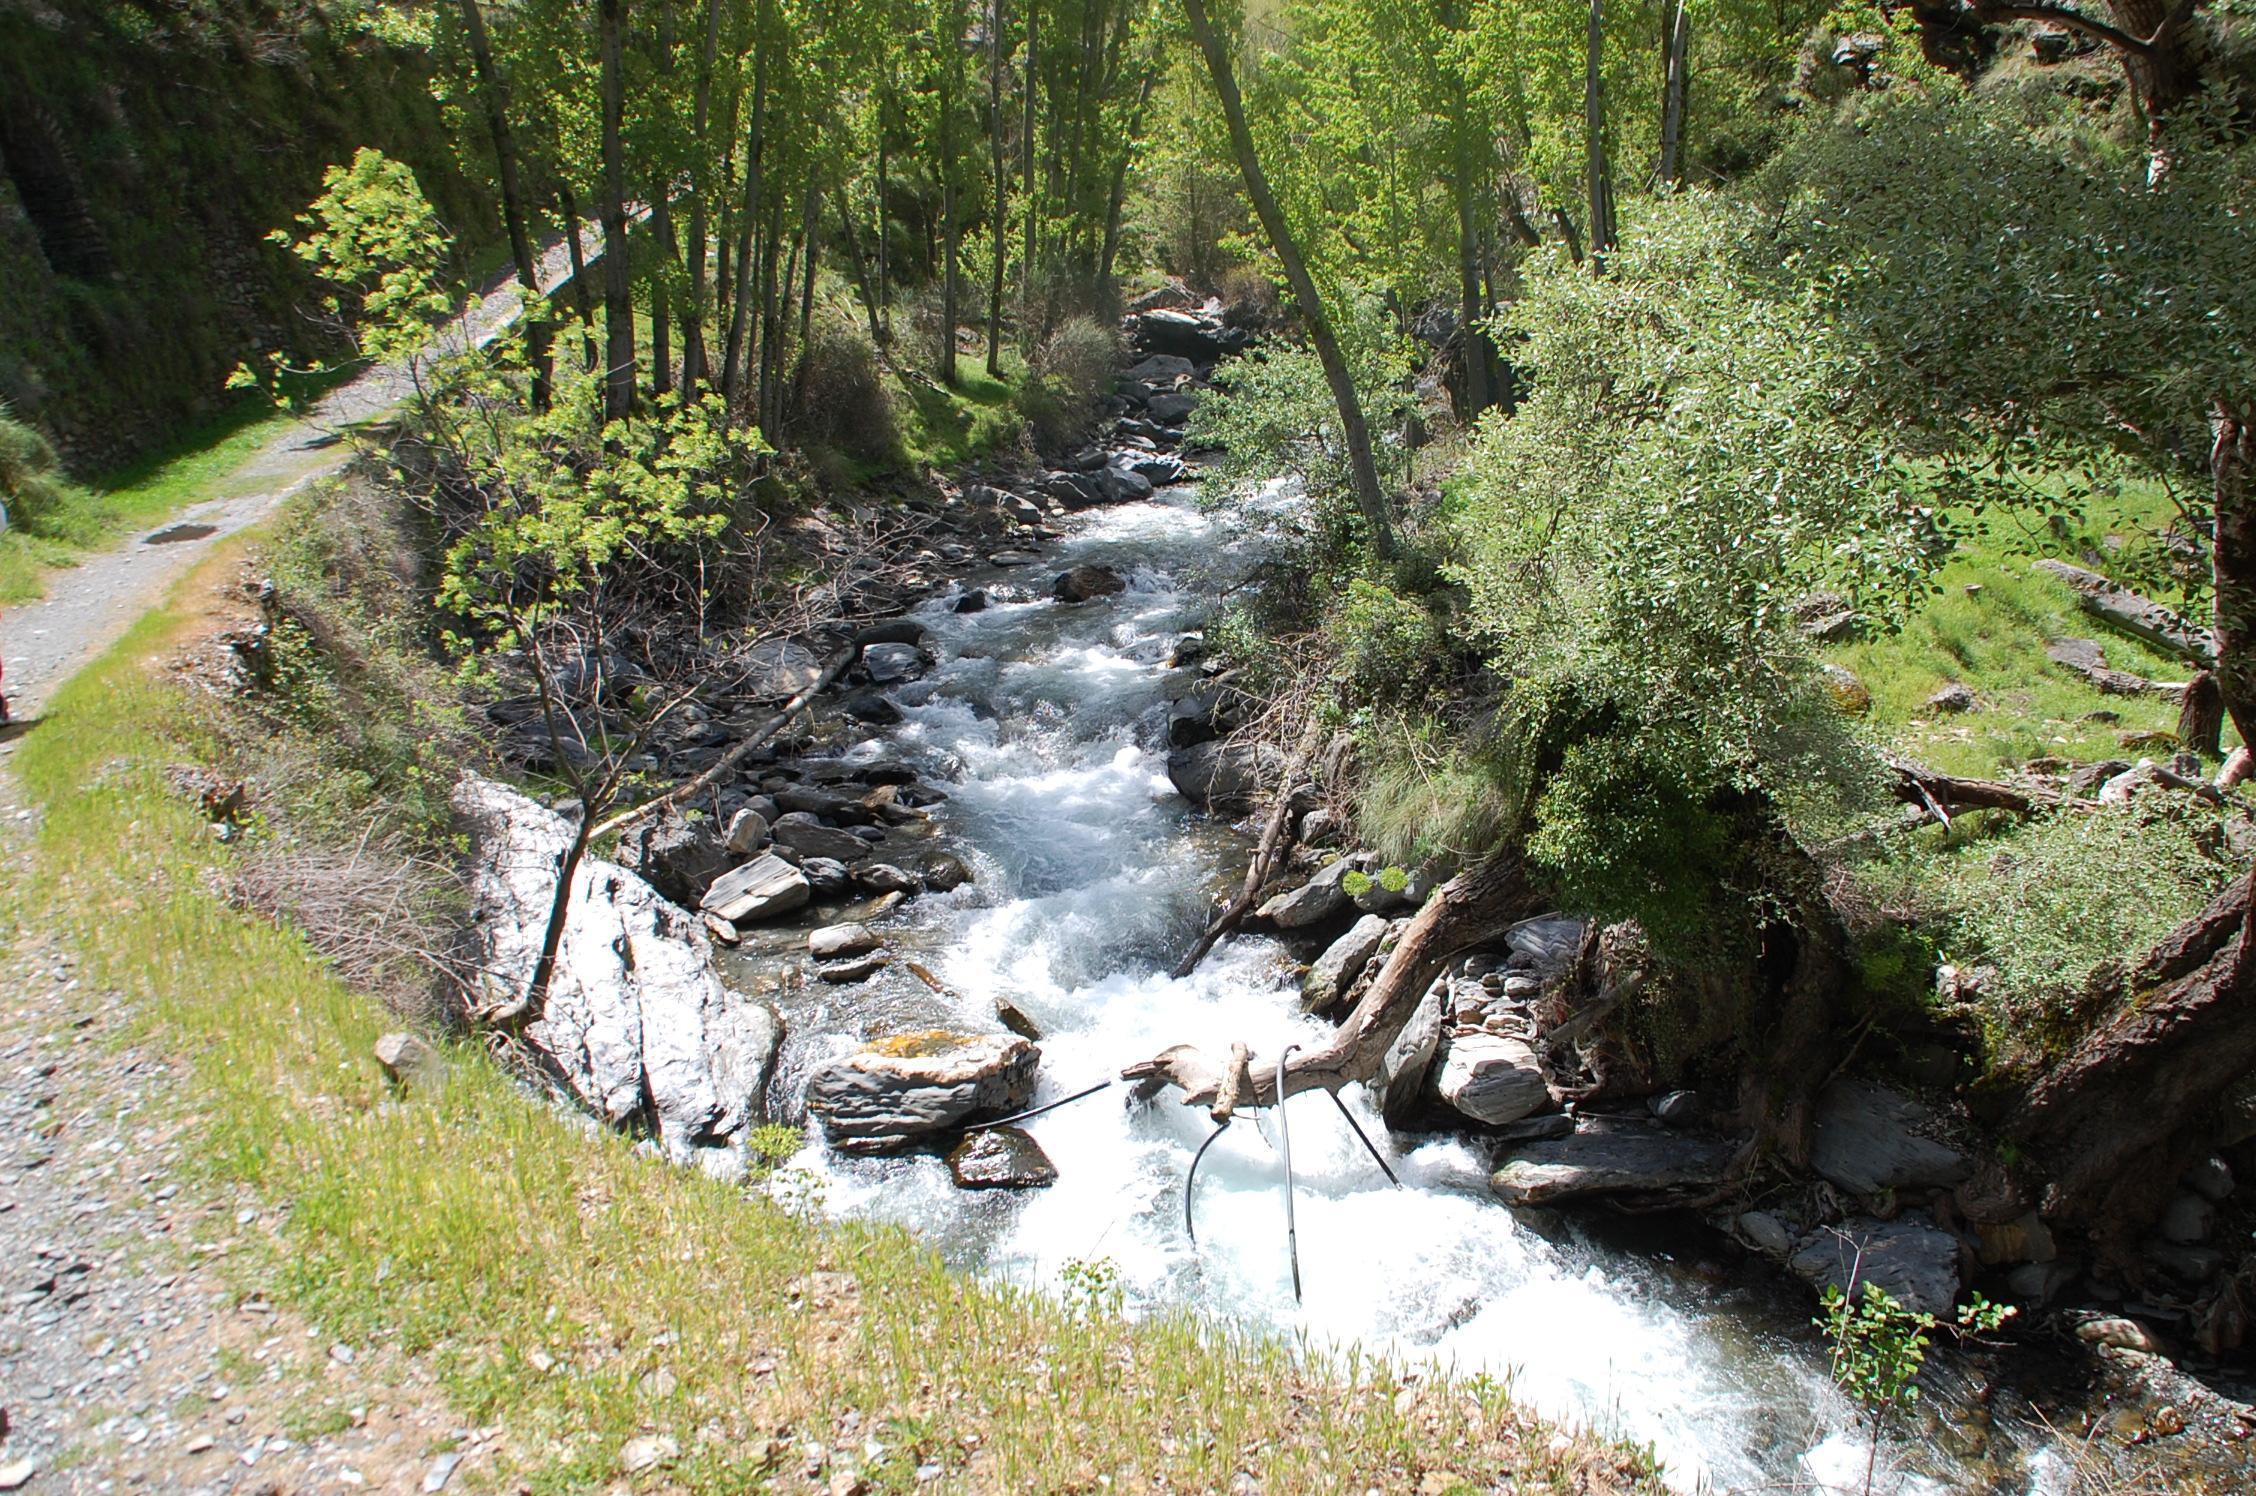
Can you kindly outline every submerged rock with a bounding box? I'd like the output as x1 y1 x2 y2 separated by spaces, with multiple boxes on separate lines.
1054 563 1128 603
454 776 782 1173
816 951 890 984
1788 1213 1963 1317
1490 1122 1737 1211
805 1031 1040 1154
1808 1078 1969 1196
700 853 811 924
947 1126 1058 1189
809 922 881 959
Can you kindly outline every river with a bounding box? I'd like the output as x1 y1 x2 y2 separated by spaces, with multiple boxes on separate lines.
725 484 2060 1495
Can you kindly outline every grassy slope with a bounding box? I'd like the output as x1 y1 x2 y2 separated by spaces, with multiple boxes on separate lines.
0 525 1656 1495
1829 481 2221 780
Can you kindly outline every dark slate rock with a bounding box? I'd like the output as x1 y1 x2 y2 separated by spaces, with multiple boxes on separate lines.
947 1126 1058 1189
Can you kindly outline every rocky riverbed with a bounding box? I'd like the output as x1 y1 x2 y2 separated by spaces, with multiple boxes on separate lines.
454 296 2256 1494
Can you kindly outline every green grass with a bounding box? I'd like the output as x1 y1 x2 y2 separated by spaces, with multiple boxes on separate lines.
1829 475 2220 779
0 524 1656 1496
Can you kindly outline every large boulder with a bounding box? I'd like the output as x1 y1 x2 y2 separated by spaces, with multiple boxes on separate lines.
946 1126 1058 1189
1490 1121 1738 1211
743 637 828 700
1377 974 1449 1125
769 811 872 863
1301 914 1388 1011
805 1032 1041 1154
1167 738 1277 815
613 810 733 907
1126 353 1197 384
1257 856 1358 929
862 642 928 684
1506 917 1588 983
454 777 782 1174
1133 308 1226 362
1146 391 1200 425
1789 1213 1964 1317
701 853 812 924
1432 1032 1549 1126
1098 464 1155 503
1808 1079 1970 1197
1054 564 1128 604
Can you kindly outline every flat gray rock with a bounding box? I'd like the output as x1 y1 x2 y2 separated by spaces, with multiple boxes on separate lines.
700 853 811 924
768 811 870 863
805 1032 1040 1154
743 637 826 700
1490 1123 1737 1211
809 922 880 959
1301 914 1388 1011
1808 1078 1969 1196
1257 856 1357 929
1433 1032 1549 1126
1789 1213 1963 1317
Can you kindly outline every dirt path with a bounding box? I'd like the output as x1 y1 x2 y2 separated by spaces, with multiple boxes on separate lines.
1 225 598 724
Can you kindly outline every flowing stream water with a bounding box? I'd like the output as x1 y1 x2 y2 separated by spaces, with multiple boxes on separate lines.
727 486 2051 1494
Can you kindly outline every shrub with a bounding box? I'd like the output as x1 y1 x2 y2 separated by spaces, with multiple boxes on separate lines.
0 411 71 528
1016 315 1119 452
790 314 901 469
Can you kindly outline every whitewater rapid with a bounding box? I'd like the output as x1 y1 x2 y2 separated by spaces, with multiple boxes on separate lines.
743 489 2004 1494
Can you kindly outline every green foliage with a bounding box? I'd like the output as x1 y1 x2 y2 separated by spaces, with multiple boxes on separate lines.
1526 739 1738 953
265 147 460 369
1058 1255 1126 1321
1329 579 1445 702
1818 1280 2012 1488
1452 197 1936 835
1351 719 1524 867
435 384 757 652
0 411 70 529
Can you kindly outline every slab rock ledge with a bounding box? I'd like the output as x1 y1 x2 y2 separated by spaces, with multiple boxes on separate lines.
806 1031 1040 1154
454 776 783 1176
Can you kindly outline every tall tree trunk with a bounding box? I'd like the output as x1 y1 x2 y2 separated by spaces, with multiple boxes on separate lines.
648 0 677 401
756 193 785 432
1181 0 1396 556
876 70 892 344
986 0 1009 377
1584 0 1616 266
939 0 963 387
1018 0 1038 346
834 189 888 351
559 184 600 370
679 0 724 392
1451 84 1489 419
1657 0 1689 190
722 4 770 411
456 0 551 410
597 0 636 421
1096 66 1153 311
2210 398 2256 750
793 174 820 414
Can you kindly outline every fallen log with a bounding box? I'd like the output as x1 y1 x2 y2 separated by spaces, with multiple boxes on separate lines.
2043 638 2187 699
1171 716 1326 980
1887 755 2059 827
1126 850 1541 1108
2033 560 2215 666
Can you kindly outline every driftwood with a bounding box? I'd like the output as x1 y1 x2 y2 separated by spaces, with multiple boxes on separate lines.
1888 755 2059 828
591 636 862 839
2043 637 2187 699
1172 717 1326 979
1126 851 1541 1109
2033 560 2216 666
